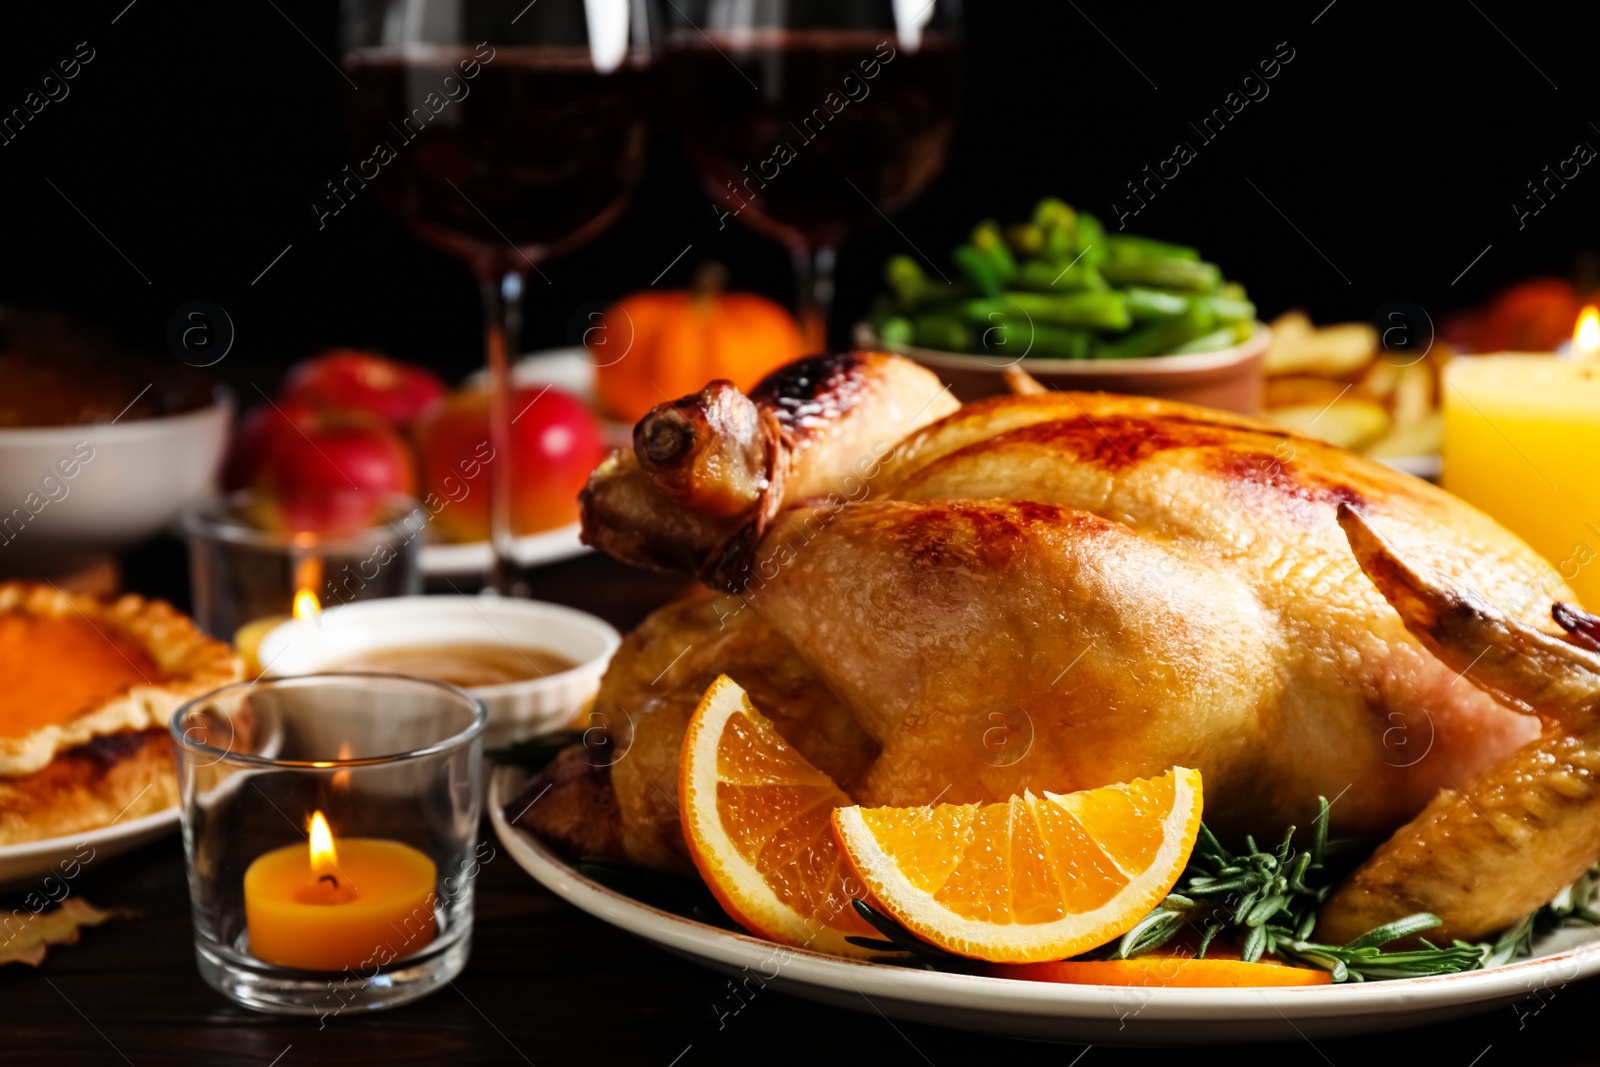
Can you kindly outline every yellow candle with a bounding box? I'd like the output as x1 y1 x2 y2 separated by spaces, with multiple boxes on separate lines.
244 811 437 972
1442 355 1600 608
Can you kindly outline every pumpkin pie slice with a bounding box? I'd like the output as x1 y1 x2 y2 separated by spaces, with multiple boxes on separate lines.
0 583 240 846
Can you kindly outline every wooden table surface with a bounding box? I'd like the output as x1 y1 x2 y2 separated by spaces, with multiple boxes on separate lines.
6 545 1599 1065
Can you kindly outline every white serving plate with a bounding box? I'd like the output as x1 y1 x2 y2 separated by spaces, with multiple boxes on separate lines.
489 765 1600 1044
0 805 179 889
420 521 589 577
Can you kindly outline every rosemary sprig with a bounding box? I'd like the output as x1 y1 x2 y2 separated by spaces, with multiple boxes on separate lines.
844 900 981 971
1114 796 1336 963
1113 797 1600 982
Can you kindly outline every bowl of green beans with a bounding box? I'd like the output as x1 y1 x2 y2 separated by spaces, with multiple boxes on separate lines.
858 199 1269 414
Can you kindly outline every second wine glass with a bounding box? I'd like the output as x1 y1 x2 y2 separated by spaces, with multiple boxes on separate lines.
660 0 963 349
340 0 652 594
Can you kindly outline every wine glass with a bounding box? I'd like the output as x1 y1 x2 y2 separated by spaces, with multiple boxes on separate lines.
340 0 652 595
659 0 963 349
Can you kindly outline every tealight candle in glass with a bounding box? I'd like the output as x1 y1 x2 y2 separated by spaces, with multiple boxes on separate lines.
181 490 428 655
172 674 485 1016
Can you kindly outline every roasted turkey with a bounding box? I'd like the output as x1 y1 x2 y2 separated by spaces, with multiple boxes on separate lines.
516 350 1600 943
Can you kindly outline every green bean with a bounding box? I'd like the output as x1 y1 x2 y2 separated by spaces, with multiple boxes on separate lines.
885 254 928 305
1169 328 1238 355
1100 257 1222 293
912 313 972 351
987 319 1091 360
1107 234 1201 262
1005 223 1043 257
1033 198 1075 229
954 245 1006 298
1198 295 1256 323
879 316 915 346
963 292 1130 331
1123 288 1191 321
1094 303 1216 360
971 221 1018 282
1075 213 1108 269
1015 259 1104 292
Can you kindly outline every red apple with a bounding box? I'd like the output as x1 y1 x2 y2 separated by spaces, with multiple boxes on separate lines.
225 402 416 534
281 348 446 424
222 399 319 491
416 384 603 542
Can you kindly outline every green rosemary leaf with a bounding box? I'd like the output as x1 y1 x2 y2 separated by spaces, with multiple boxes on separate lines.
846 901 983 971
1310 796 1330 865
1344 912 1442 950
1240 924 1267 964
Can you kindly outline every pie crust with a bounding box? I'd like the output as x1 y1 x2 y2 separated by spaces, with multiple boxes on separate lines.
0 583 240 845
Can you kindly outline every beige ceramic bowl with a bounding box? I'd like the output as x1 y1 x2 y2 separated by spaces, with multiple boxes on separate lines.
856 322 1271 415
258 595 619 748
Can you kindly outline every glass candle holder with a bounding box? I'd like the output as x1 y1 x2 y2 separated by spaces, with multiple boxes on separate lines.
172 674 486 1016
182 490 427 642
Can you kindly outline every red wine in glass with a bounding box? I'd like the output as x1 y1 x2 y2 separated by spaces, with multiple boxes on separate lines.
662 30 961 251
661 22 963 346
342 46 649 275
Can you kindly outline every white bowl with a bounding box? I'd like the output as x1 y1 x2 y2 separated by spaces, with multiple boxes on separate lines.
0 391 232 575
258 595 620 748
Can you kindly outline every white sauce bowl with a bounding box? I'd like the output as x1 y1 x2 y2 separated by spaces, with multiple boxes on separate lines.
258 595 619 748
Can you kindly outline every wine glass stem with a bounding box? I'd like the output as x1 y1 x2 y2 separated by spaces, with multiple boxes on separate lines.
482 270 526 597
793 245 837 352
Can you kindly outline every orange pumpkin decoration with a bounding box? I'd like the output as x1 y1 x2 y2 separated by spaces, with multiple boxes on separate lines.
593 263 803 423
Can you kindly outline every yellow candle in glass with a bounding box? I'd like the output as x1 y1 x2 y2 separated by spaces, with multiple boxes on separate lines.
244 812 437 972
1442 355 1600 607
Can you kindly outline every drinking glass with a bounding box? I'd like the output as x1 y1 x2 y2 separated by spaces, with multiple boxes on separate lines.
340 0 653 594
174 674 486 1015
182 490 426 641
659 0 963 348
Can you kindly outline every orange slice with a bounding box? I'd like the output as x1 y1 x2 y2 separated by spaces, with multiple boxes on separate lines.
679 675 877 957
995 955 1331 987
831 769 1203 963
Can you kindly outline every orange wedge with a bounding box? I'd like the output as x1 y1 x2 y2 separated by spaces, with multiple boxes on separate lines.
995 955 1331 987
831 769 1203 963
679 675 877 957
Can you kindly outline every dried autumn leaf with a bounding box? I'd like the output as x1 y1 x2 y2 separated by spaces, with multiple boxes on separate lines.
0 898 133 966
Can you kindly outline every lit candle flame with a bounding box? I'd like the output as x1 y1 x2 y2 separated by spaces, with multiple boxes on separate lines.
292 587 321 620
292 555 323 620
1575 305 1600 359
308 810 338 884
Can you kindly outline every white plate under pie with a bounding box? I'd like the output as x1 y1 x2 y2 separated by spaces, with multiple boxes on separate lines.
0 805 179 889
489 765 1600 1044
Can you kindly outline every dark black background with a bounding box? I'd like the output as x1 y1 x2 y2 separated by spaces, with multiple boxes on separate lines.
1 0 1597 396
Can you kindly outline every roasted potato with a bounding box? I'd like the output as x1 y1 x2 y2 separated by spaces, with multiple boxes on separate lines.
1365 411 1444 459
1265 312 1377 378
1265 399 1392 452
